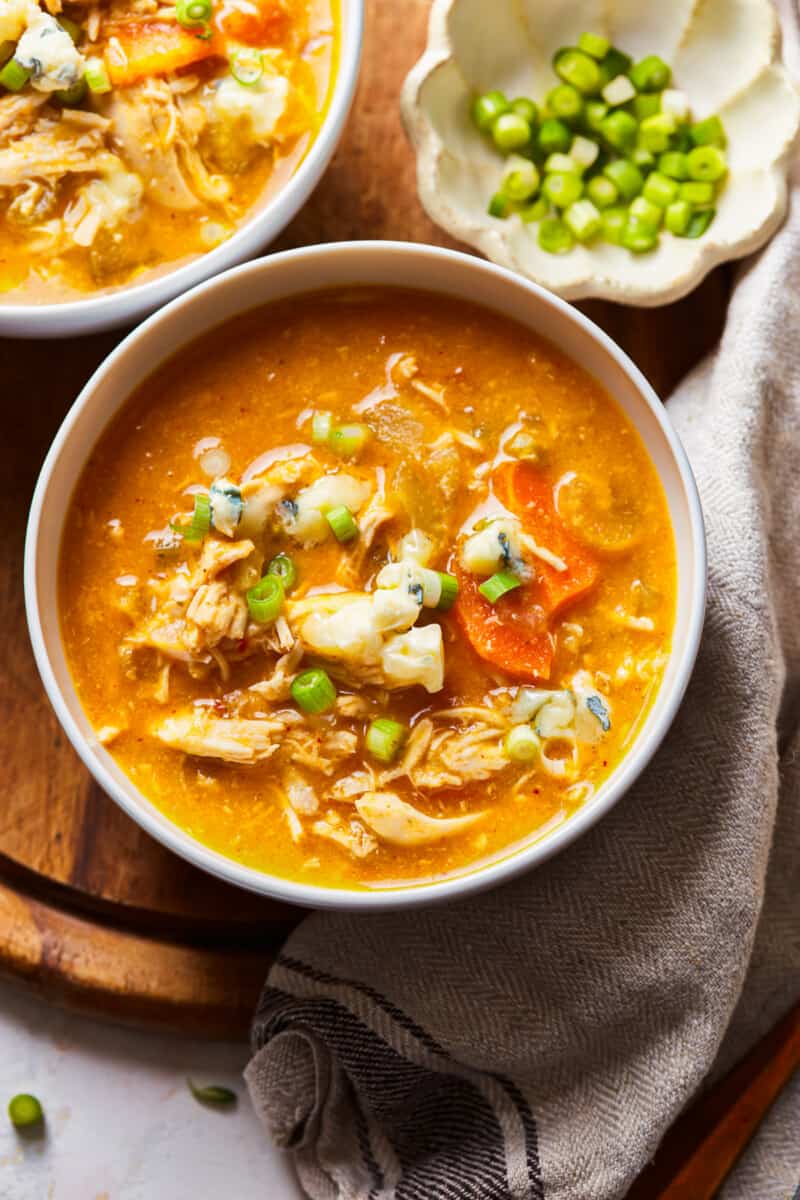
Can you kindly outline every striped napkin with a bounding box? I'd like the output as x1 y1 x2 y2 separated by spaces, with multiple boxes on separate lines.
246 11 800 1198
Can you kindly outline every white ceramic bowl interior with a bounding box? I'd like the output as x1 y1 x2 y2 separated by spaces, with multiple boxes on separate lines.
0 0 363 340
25 241 706 910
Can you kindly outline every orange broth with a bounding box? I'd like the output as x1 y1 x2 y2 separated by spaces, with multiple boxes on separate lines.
59 288 676 889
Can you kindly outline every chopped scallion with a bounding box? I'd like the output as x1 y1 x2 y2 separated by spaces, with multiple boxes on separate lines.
684 207 716 238
436 572 459 611
690 115 726 148
366 717 408 764
85 56 111 94
504 724 541 763
311 410 333 444
546 83 583 123
629 54 671 93
175 0 213 33
479 570 522 603
246 574 284 624
326 504 359 543
538 216 575 254
577 32 610 60
53 77 87 106
291 668 336 714
266 553 296 591
0 59 31 91
471 90 509 132
491 111 531 152
230 48 263 86
329 422 370 458
170 493 211 542
542 171 583 209
686 145 727 183
537 117 571 156
8 1094 43 1128
553 48 601 95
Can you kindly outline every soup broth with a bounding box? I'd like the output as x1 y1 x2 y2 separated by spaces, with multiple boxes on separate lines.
60 288 676 889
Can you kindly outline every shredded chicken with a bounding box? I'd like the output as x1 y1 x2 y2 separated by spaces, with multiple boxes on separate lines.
312 813 377 859
152 713 284 764
249 641 304 702
355 791 486 846
0 122 110 187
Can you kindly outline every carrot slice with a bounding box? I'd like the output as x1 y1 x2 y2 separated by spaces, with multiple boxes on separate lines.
104 22 224 87
453 463 599 681
493 461 598 617
454 564 555 681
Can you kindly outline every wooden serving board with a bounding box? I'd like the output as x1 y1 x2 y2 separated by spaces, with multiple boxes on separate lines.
0 0 732 1039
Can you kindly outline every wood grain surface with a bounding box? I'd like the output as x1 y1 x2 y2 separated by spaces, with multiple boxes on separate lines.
0 0 733 1031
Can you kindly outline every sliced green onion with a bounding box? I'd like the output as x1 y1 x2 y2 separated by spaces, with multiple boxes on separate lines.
679 180 714 206
188 1080 237 1107
537 117 571 156
479 570 522 603
658 150 689 180
436 572 459 611
176 0 213 26
629 54 671 93
603 158 643 200
545 152 578 174
510 97 538 125
553 48 601 94
631 147 655 173
266 553 296 590
601 205 628 245
631 93 661 122
329 422 370 458
171 493 211 542
597 47 632 86
53 77 87 106
519 195 549 223
564 198 601 241
503 155 539 201
586 175 618 208
471 90 510 132
246 574 284 623
488 190 510 219
642 170 679 208
542 171 583 209
230 48 263 86
684 207 716 238
492 112 531 152
57 16 83 42
0 59 31 91
638 112 677 154
291 668 336 714
0 41 14 68
85 55 111 94
326 504 359 543
601 74 635 107
546 83 583 122
8 1094 43 1128
538 216 575 254
600 109 637 152
621 220 658 254
583 99 608 133
504 724 541 763
629 195 663 229
311 410 333 443
664 199 692 235
690 115 726 148
578 32 610 60
661 88 690 123
569 135 598 169
366 717 408 764
686 145 727 182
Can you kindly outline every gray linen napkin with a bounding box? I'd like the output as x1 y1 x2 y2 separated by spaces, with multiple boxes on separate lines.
246 29 800 1200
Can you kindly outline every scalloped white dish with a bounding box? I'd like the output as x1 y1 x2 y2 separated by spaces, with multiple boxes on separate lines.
401 0 800 306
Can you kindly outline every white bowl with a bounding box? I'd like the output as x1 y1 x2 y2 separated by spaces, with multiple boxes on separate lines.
25 241 706 910
401 0 800 305
0 0 363 339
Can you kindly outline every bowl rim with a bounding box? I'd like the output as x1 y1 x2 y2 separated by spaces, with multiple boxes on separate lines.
0 0 365 339
24 240 707 911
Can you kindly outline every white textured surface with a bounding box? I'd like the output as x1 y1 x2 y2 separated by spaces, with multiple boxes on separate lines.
401 0 800 304
0 980 302 1200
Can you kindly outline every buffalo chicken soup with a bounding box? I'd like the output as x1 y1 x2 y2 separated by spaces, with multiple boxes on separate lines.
60 289 676 888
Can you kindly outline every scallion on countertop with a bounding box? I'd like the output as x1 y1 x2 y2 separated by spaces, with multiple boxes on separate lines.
8 1094 43 1128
